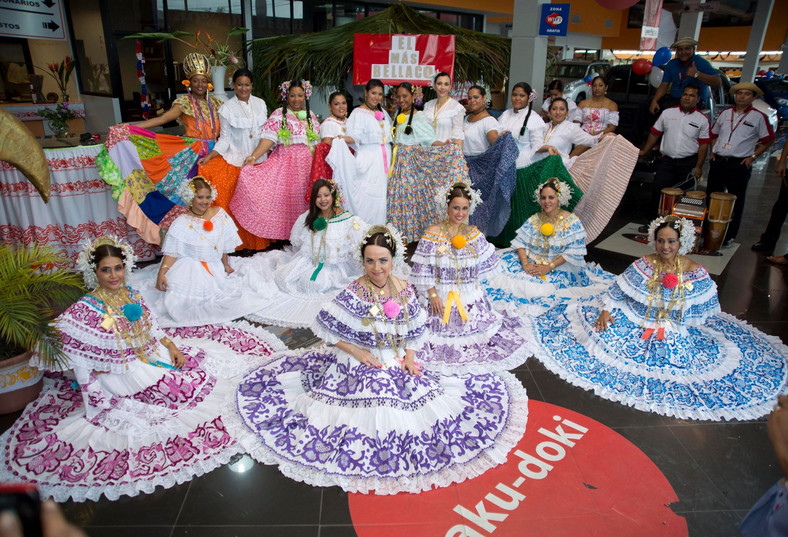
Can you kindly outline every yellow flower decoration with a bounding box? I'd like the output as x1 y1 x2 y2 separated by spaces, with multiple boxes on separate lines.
182 80 191 88
208 83 214 91
540 223 554 237
451 234 466 249
396 113 407 124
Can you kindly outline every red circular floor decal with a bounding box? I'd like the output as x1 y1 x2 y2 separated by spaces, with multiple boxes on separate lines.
348 401 687 537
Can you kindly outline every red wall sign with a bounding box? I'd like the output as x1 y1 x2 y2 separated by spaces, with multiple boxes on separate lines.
353 33 456 86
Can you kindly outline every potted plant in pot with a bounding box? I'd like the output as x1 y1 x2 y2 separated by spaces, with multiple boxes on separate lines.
0 244 84 414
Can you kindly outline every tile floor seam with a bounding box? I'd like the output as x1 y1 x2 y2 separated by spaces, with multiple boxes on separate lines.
665 423 736 509
169 479 193 536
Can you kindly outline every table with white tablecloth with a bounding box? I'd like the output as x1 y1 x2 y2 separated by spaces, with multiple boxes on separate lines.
0 144 155 265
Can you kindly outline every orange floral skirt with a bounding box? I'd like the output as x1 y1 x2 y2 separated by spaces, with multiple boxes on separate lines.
199 156 271 251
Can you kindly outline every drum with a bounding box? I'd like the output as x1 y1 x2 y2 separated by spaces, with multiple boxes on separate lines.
659 188 684 216
684 190 707 202
704 192 737 251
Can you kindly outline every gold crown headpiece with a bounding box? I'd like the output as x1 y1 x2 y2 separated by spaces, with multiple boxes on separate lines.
183 53 211 79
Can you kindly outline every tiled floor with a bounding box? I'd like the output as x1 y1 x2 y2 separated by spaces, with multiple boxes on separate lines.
3 150 788 537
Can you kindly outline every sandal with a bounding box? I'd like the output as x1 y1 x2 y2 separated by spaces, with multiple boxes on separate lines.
767 255 788 265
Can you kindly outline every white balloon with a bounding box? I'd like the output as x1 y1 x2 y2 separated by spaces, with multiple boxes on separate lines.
649 67 664 88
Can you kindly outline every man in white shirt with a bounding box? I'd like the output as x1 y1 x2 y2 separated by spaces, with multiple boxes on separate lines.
708 82 776 247
639 83 710 217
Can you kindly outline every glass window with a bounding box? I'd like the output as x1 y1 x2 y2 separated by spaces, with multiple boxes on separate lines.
295 0 333 32
109 0 160 32
70 0 112 95
334 2 365 26
252 0 292 37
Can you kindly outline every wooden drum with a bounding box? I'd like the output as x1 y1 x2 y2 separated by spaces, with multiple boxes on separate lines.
685 190 707 202
704 192 737 251
658 188 684 216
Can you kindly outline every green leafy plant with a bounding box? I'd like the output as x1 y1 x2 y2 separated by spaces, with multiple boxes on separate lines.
36 102 84 132
125 27 249 69
0 244 84 367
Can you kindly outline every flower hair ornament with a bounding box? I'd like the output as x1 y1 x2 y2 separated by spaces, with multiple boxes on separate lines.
435 181 483 220
279 79 313 101
76 236 136 289
354 224 406 270
528 90 538 103
177 176 218 206
533 178 573 207
648 216 696 256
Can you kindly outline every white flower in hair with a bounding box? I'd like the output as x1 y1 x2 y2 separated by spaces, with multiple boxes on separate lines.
354 224 406 270
533 179 572 208
76 236 136 289
177 176 218 206
434 182 483 221
647 216 696 256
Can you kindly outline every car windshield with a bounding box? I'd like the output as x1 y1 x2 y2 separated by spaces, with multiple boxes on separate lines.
556 65 587 78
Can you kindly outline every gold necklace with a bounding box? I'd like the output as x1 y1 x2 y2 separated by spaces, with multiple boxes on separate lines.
93 287 152 368
367 275 389 296
238 98 255 139
643 256 686 328
363 277 409 356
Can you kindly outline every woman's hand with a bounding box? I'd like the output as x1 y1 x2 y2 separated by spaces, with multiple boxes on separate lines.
594 310 614 331
401 350 420 376
354 348 382 369
168 343 186 368
429 289 444 317
542 145 560 155
242 155 257 167
224 263 234 275
155 272 168 292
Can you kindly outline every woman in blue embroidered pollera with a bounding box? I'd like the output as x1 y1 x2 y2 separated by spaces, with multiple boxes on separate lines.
410 182 532 374
529 215 788 421
486 177 613 316
227 224 528 494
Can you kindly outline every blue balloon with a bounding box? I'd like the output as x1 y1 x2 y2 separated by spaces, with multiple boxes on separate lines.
765 70 774 78
653 47 671 67
583 75 593 83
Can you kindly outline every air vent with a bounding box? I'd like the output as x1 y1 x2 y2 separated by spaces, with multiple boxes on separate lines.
571 14 581 23
604 18 613 27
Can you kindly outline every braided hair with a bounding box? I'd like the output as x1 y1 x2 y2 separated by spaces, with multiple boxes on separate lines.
393 82 416 139
280 80 313 136
512 81 534 137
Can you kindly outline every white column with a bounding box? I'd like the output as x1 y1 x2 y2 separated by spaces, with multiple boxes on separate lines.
508 0 549 109
779 33 788 74
677 1 704 41
741 0 775 82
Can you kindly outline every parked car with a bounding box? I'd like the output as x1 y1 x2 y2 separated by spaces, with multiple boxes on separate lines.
551 60 612 103
755 75 788 125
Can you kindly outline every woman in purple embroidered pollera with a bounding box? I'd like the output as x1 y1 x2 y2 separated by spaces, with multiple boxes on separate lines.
0 236 283 502
410 182 532 374
228 224 529 494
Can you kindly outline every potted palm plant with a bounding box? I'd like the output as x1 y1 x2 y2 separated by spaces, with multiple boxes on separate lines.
0 244 84 414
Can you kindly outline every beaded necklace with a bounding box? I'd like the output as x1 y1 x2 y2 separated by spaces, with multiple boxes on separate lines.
528 211 566 265
309 208 336 281
93 287 152 369
188 93 217 141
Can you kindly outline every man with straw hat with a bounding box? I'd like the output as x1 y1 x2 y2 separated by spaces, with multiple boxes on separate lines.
649 37 721 116
708 81 775 248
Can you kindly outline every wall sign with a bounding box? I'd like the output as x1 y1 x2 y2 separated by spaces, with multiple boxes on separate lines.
539 4 570 37
353 34 455 86
0 0 67 41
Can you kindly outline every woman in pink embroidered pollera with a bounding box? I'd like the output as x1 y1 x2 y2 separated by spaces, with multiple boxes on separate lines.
0 236 282 502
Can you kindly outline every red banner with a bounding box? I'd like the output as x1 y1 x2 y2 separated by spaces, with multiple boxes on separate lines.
353 33 455 86
640 0 664 51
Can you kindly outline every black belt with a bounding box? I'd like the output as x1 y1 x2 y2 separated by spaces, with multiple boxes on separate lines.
662 155 696 161
713 155 748 162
